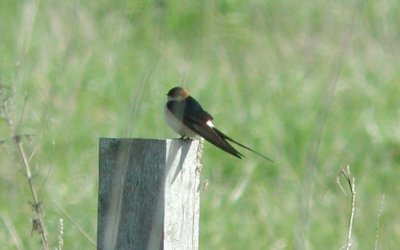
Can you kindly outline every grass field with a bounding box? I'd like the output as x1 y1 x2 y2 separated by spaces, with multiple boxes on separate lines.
1 0 399 249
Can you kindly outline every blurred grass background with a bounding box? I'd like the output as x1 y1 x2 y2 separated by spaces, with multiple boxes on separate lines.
1 0 399 249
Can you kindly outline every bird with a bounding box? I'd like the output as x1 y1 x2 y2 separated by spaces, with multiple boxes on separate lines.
164 86 273 161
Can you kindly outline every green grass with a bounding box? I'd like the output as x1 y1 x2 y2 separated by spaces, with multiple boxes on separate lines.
1 0 399 249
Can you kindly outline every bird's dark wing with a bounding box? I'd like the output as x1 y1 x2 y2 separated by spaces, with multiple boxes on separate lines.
167 97 244 159
167 96 213 123
185 116 244 159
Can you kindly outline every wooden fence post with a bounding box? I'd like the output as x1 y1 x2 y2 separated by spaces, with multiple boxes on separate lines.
97 138 201 250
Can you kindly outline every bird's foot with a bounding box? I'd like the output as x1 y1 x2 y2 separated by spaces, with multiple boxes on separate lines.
179 135 192 142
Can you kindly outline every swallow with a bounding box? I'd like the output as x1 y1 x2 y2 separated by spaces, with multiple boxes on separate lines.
164 86 273 161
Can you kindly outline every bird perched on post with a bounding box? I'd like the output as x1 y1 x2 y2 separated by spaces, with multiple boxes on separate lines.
164 86 273 161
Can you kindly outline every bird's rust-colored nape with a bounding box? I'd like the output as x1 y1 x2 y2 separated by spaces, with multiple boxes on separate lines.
167 87 189 98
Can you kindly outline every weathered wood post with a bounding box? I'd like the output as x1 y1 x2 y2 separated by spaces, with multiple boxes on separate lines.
97 138 202 250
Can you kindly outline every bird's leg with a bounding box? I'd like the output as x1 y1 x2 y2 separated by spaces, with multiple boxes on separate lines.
179 135 192 142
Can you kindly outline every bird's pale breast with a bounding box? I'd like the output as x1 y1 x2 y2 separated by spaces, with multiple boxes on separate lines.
164 104 198 138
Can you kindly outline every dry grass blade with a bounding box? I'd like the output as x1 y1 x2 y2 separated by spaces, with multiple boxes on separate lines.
17 138 49 249
338 165 356 250
375 194 385 250
1 214 25 250
53 201 96 246
1 87 50 249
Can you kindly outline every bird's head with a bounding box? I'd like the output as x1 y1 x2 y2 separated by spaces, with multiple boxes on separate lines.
166 87 189 101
